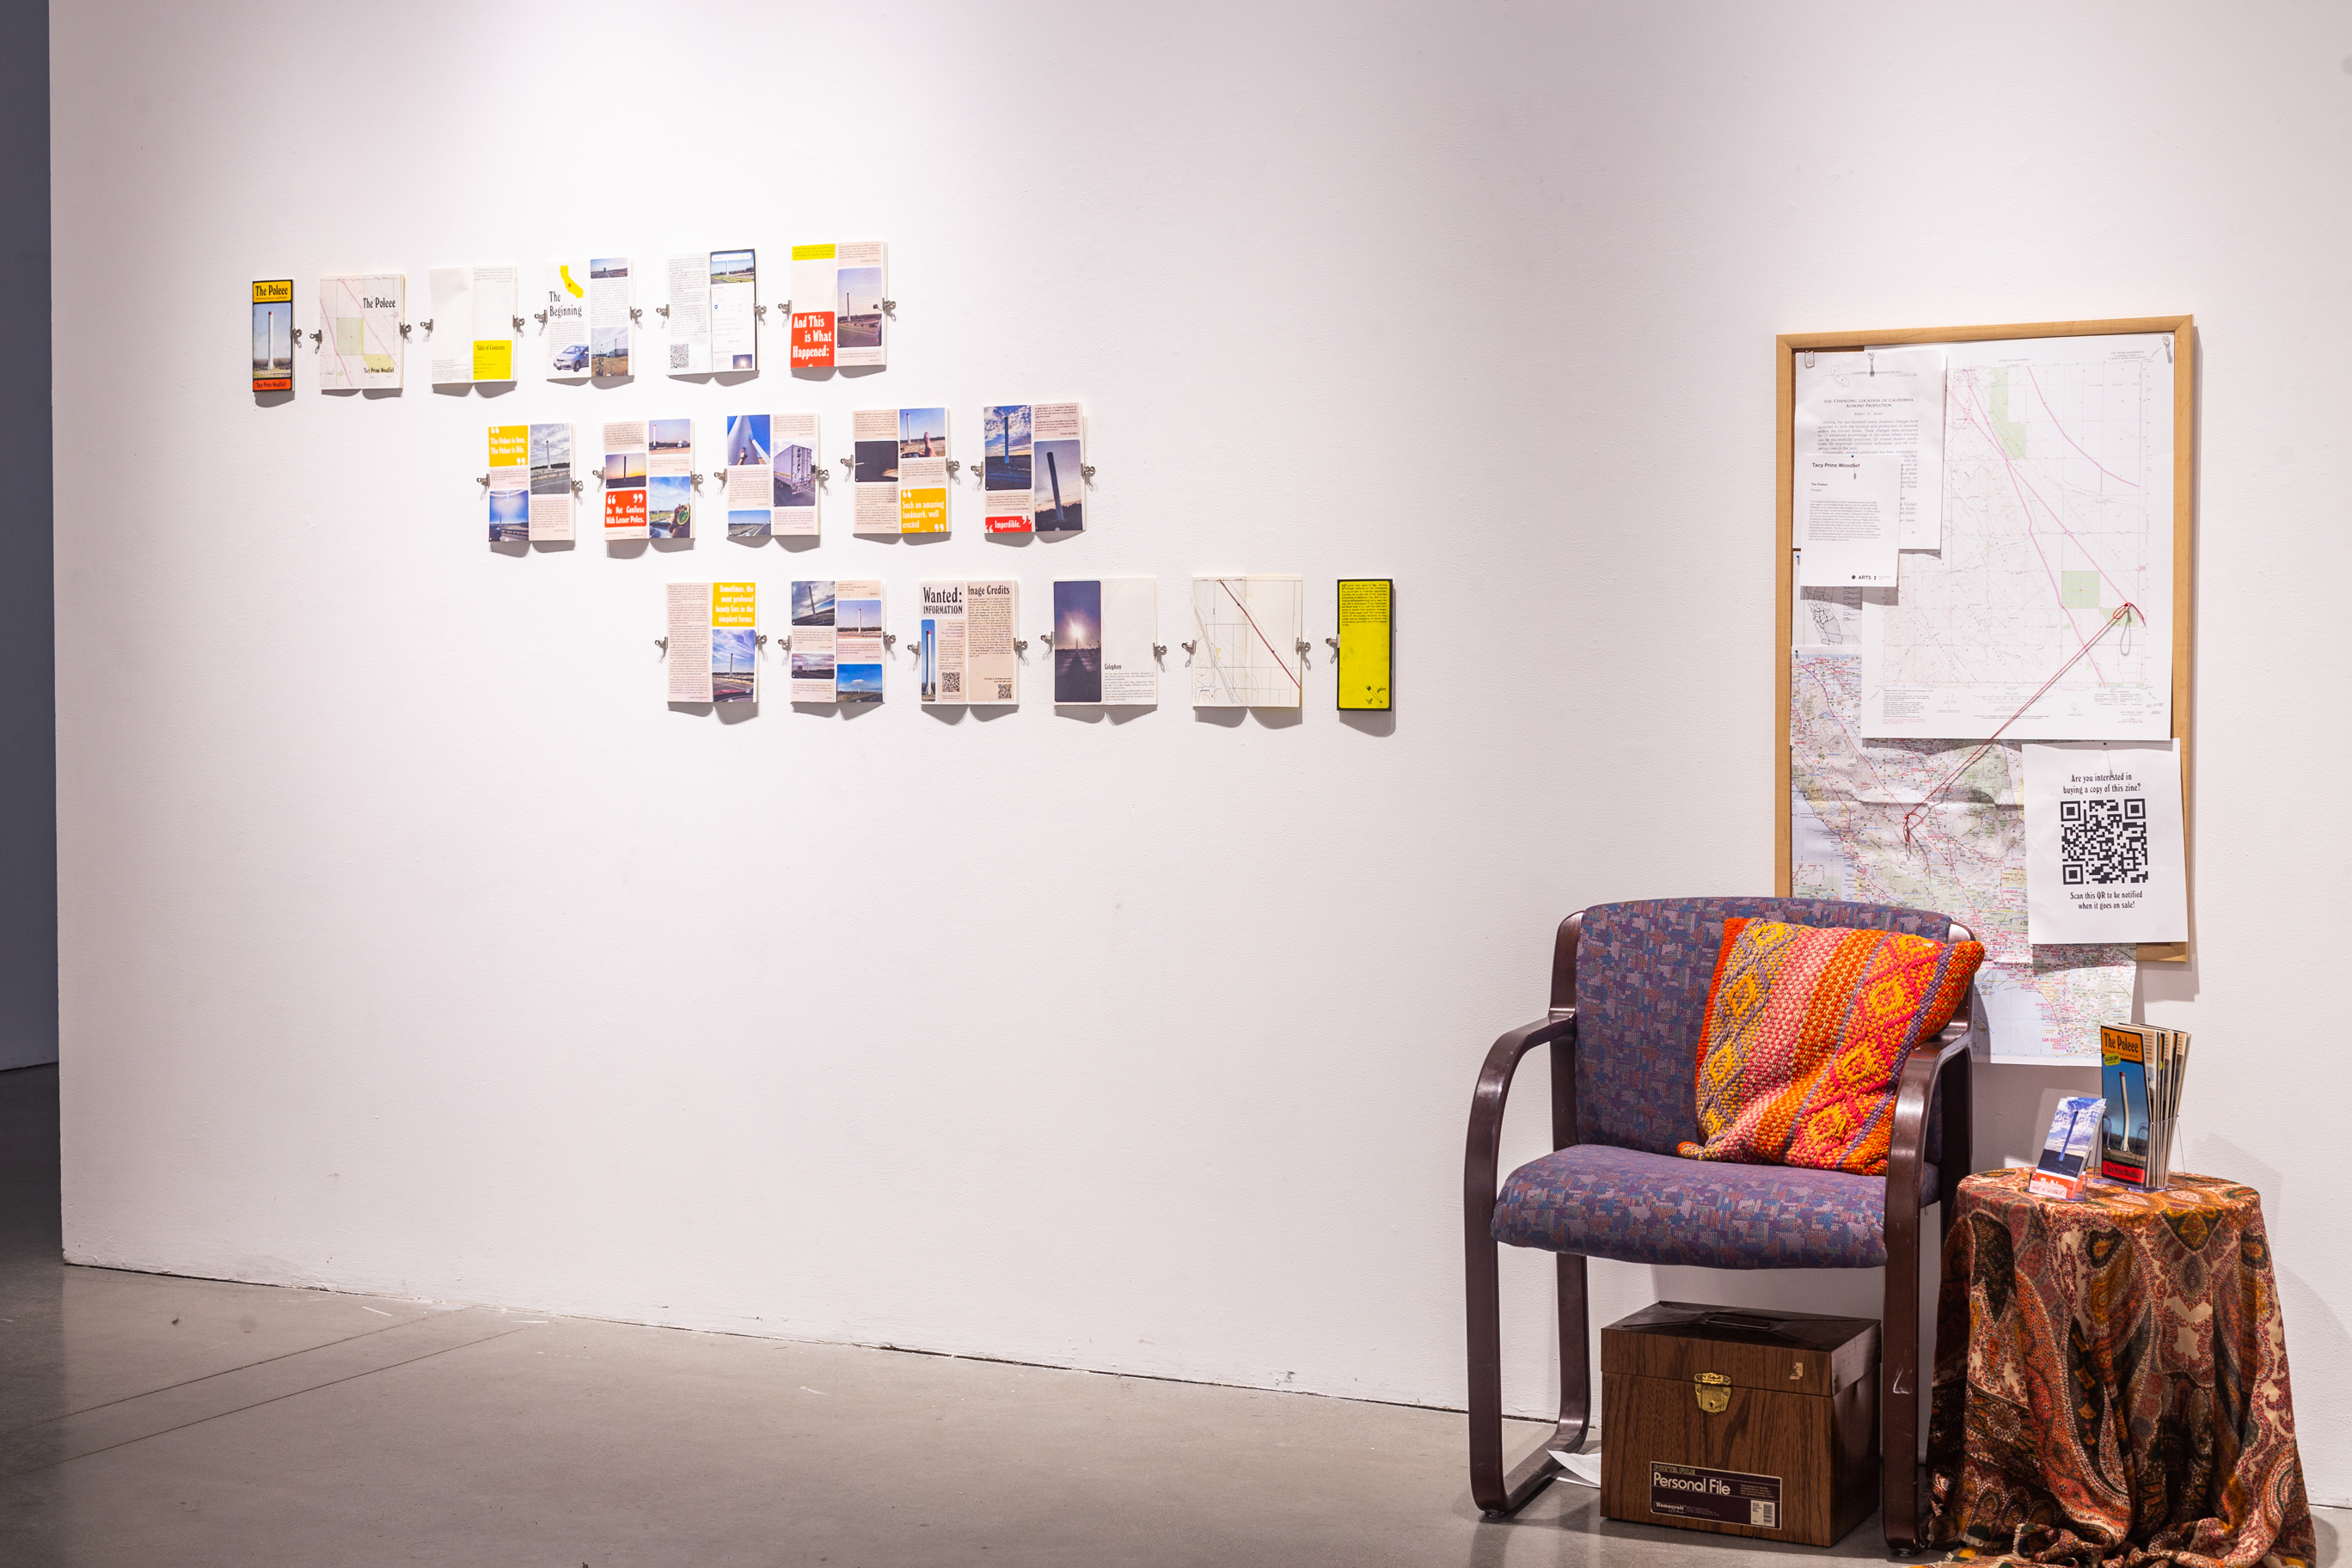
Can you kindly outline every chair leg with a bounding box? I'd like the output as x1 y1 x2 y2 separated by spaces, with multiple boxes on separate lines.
1881 1216 1920 1551
1466 1227 1588 1517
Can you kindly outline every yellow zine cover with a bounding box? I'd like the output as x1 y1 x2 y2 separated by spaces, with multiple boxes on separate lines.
711 583 756 703
1336 579 1392 710
251 279 293 393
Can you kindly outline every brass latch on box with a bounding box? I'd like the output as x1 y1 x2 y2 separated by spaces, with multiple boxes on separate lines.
1694 1371 1730 1414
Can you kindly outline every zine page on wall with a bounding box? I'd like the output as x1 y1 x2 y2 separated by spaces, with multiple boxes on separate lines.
834 241 885 368
919 580 1017 706
1052 578 1157 706
773 412 819 537
252 280 293 393
2022 740 2188 945
835 579 884 703
1191 575 1303 707
527 423 573 542
487 423 572 542
852 409 898 533
983 405 1033 533
664 254 711 376
1795 453 1901 587
788 245 835 370
1336 579 1393 711
789 579 836 701
1861 332 2174 740
429 266 519 385
1032 402 1085 531
487 425 528 543
587 257 633 377
708 249 756 371
917 582 965 705
542 262 590 380
315 273 402 391
724 414 772 541
710 582 756 704
1793 347 1945 549
647 420 694 539
898 408 949 534
665 583 713 703
602 421 648 540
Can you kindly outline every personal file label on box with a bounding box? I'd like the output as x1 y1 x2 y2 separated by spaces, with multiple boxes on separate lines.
1650 1462 1780 1530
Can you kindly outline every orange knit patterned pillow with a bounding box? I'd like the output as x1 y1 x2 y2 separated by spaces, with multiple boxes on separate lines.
1676 917 1982 1175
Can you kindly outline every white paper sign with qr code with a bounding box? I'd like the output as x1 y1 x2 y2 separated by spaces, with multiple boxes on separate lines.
2022 739 2188 944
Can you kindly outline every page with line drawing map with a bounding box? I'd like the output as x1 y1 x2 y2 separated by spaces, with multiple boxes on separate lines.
1191 575 1303 708
1791 645 2132 1063
1862 333 2173 740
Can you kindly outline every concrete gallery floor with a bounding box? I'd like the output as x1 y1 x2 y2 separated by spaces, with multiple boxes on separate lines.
0 1067 2332 1568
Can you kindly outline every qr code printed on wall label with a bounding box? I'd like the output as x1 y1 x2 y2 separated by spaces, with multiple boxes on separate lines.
2060 796 2149 886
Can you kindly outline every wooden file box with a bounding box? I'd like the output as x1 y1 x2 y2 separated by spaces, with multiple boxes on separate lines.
1600 1301 1879 1547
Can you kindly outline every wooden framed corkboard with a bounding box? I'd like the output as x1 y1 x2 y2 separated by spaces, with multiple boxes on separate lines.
1773 315 2194 963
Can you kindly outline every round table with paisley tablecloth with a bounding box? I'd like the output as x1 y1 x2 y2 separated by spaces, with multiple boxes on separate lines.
1925 1170 2313 1567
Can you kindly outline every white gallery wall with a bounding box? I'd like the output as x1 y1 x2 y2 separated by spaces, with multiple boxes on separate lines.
53 0 2352 1503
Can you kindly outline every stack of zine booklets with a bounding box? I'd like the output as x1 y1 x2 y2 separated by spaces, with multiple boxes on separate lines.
2098 1023 2193 1189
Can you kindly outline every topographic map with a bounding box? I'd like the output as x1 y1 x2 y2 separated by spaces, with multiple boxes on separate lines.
1862 334 2173 741
1792 648 2131 1064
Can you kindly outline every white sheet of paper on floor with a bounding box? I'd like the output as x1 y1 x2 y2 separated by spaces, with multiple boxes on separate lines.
1546 1449 1603 1486
2022 739 2188 944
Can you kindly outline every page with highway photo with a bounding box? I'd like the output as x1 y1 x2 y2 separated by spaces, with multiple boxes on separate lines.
527 423 573 542
708 248 756 371
724 413 773 541
852 408 898 533
773 412 819 537
834 579 885 703
788 579 836 702
487 425 528 543
918 581 967 704
587 256 633 378
897 407 949 535
833 241 885 369
710 582 756 704
646 419 695 540
602 421 649 540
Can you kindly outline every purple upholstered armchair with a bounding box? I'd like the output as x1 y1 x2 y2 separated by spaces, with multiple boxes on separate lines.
1461 898 1981 1551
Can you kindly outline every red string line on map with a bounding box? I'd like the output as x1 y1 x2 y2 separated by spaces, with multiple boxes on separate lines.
1899 601 2142 846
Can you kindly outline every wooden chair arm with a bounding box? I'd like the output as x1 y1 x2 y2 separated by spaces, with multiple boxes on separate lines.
1463 1010 1577 1243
